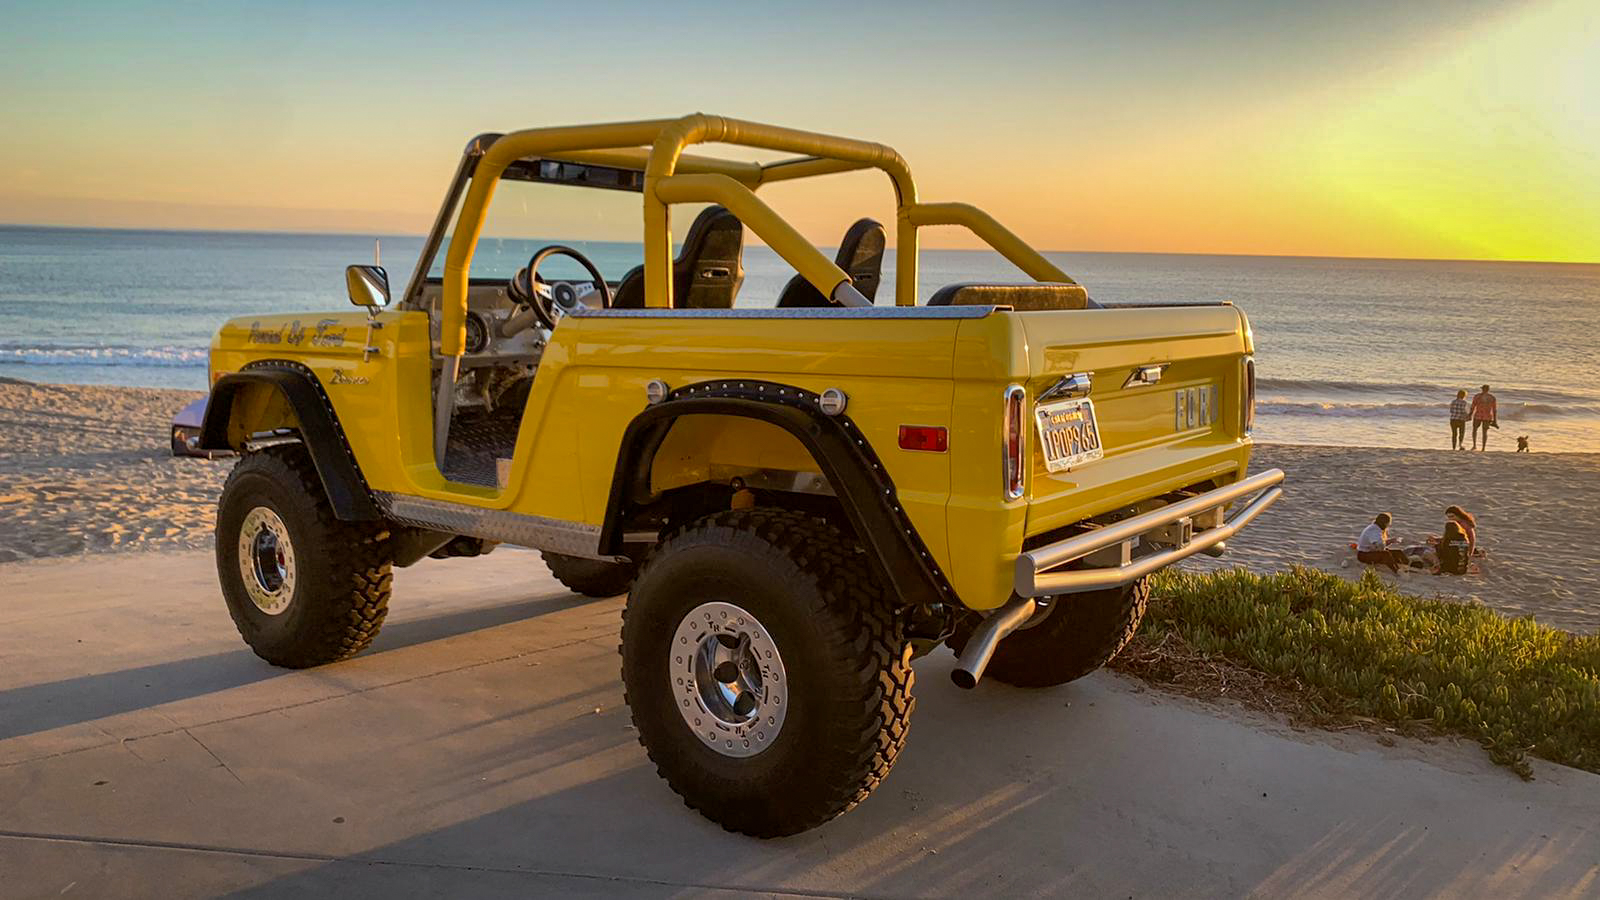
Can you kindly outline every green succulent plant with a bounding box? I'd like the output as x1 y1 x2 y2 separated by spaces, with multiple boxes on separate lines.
1140 566 1599 779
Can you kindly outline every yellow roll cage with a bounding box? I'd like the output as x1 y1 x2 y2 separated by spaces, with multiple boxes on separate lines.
438 113 1078 357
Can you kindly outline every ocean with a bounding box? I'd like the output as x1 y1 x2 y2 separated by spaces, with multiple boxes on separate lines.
2 225 1596 453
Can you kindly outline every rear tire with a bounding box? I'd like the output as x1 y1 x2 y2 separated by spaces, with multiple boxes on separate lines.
216 447 392 668
541 551 636 597
621 508 914 837
953 578 1150 688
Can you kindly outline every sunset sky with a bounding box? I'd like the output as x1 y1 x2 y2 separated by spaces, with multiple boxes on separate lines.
1 0 1595 262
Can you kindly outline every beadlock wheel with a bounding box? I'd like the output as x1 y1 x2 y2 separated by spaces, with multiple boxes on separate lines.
238 506 295 616
216 447 392 669
670 601 788 758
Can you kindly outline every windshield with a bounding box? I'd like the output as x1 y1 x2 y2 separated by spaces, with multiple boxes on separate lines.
426 175 709 283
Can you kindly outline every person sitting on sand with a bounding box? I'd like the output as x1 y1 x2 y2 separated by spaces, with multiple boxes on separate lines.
1445 505 1478 558
1470 384 1498 451
1356 513 1409 573
1435 521 1471 575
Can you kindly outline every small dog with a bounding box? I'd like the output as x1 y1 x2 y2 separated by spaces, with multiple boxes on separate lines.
1516 435 1530 452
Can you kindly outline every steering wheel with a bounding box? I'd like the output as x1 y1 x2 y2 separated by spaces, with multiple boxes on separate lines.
507 245 612 331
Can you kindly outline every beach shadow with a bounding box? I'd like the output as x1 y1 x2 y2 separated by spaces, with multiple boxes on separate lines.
0 588 596 742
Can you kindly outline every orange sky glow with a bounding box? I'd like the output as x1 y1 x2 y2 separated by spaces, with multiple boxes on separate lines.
0 0 1594 263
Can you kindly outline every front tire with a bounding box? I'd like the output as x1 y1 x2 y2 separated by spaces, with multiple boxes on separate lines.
216 447 392 668
953 578 1150 688
621 508 914 837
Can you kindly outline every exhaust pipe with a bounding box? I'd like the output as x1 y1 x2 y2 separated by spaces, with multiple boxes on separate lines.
951 595 1039 689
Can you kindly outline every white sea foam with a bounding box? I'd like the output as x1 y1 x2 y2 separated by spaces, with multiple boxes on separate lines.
0 345 208 367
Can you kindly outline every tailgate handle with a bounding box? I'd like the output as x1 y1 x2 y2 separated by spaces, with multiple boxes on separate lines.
1040 372 1093 402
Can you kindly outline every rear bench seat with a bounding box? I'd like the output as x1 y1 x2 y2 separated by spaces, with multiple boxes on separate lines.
927 282 1093 310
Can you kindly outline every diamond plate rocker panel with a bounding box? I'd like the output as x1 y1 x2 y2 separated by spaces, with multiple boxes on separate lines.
373 492 611 560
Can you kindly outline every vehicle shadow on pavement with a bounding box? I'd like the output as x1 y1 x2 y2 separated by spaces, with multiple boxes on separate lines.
214 660 1600 899
0 588 595 742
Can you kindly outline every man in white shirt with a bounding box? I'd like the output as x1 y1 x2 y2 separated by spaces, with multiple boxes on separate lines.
1356 513 1408 573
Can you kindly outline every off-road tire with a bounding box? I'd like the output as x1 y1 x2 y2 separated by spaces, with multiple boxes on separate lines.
952 578 1151 688
216 447 392 668
620 508 914 837
541 551 636 597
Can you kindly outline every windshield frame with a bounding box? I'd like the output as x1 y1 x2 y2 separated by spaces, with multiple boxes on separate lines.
401 148 647 306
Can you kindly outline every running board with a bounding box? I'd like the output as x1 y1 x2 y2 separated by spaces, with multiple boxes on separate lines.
372 491 621 561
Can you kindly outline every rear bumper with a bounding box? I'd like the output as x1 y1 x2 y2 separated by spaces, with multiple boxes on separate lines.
1014 468 1285 596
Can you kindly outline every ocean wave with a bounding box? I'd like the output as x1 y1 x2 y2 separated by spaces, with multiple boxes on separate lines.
0 345 208 367
1258 400 1600 421
1255 377 1594 405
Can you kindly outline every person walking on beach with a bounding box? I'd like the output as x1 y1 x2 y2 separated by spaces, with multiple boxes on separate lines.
1356 513 1409 573
1448 389 1470 450
1470 384 1498 451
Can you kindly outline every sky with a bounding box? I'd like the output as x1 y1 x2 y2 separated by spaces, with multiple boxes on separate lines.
0 0 1595 263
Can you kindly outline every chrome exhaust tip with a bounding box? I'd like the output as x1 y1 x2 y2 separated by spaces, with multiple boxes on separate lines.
951 595 1039 689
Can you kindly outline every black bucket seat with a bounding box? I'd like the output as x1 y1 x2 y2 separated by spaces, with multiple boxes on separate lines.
775 218 886 308
612 206 745 309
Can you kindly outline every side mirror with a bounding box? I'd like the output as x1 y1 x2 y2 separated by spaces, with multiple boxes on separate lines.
346 265 390 310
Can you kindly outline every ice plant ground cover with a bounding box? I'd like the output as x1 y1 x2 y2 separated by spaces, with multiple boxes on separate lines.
1121 566 1600 778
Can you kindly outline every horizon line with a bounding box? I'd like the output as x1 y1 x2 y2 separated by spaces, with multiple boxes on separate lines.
2 221 1596 268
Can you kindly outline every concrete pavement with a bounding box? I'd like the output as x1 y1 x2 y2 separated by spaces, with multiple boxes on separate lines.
2 549 1597 898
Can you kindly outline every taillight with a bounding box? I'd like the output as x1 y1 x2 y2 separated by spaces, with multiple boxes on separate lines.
1003 384 1026 500
898 425 948 452
1242 357 1256 434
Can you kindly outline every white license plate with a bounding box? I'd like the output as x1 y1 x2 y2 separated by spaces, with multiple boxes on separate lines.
1035 398 1104 473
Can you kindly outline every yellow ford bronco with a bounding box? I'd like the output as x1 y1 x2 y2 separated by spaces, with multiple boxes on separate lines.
200 115 1283 837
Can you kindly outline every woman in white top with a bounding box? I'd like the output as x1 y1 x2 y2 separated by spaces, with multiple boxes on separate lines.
1356 513 1409 573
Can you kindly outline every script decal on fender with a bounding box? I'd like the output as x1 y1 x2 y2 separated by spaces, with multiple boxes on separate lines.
247 318 349 348
310 319 347 347
329 368 368 386
247 321 282 344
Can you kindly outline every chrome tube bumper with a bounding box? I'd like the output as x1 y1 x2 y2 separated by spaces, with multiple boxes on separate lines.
1014 468 1285 597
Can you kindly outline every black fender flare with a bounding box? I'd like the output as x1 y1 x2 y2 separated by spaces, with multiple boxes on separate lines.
599 380 957 610
199 360 380 521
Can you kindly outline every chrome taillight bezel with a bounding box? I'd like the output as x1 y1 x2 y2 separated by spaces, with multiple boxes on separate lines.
1242 356 1256 435
1003 384 1026 500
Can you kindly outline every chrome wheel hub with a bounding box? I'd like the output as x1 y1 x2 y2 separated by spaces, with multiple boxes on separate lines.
238 506 295 616
670 601 787 758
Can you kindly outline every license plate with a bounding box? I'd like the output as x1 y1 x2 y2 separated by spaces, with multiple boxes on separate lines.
1035 398 1104 473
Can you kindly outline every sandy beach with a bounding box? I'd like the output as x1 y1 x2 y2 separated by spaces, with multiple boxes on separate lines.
0 378 225 562
1192 443 1600 633
1 378 1595 631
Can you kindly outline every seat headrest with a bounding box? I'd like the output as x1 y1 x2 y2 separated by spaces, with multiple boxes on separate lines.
927 282 1090 310
775 218 887 308
678 205 740 260
835 218 886 302
674 205 744 309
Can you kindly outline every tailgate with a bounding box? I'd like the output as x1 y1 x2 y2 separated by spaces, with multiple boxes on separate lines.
1017 304 1252 537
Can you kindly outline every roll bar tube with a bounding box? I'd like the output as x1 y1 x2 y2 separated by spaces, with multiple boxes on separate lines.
430 114 1084 466
440 119 676 357
642 115 920 308
652 174 857 305
905 203 1077 286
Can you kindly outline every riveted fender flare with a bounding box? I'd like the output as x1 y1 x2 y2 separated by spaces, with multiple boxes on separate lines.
599 380 957 610
199 362 380 521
